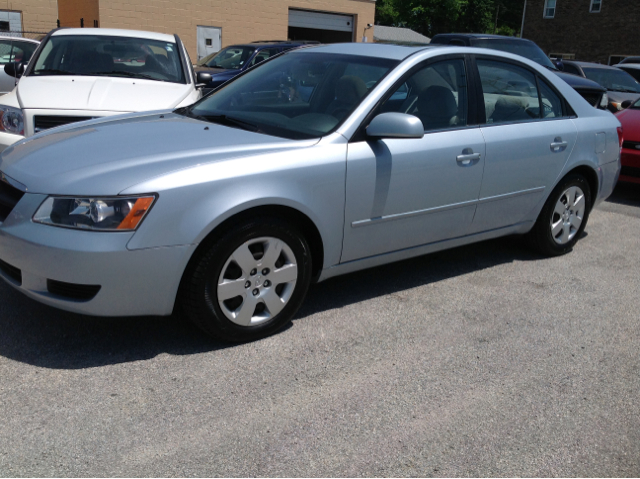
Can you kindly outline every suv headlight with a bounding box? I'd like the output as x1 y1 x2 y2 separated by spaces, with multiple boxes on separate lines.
0 105 24 135
33 195 156 231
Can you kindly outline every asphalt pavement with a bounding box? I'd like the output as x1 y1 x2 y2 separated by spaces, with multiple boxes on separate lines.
0 183 638 477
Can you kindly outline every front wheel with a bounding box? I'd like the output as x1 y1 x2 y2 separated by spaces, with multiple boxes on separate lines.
181 217 312 342
527 174 592 256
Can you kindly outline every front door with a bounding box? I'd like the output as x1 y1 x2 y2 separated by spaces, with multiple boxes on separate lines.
196 26 221 61
342 57 486 262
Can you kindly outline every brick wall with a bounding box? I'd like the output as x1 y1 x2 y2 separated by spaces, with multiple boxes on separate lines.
58 0 99 28
524 0 640 64
98 0 375 61
1 0 57 32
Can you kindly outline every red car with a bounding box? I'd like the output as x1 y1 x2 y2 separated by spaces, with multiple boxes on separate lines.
616 100 640 184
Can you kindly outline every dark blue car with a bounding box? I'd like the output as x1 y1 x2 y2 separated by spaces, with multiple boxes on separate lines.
430 34 609 110
194 41 316 93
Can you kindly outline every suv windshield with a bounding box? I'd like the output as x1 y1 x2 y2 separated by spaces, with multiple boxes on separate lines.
582 67 640 93
30 35 185 83
197 46 256 70
473 38 557 70
182 51 398 140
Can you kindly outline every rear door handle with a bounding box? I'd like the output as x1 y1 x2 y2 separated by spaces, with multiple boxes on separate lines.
550 137 568 152
456 148 481 166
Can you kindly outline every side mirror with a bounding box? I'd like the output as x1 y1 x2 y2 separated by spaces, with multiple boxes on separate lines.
621 99 633 109
366 112 424 139
4 62 24 78
196 71 212 88
553 59 565 71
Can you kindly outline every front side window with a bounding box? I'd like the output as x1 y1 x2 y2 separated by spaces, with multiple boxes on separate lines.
544 0 556 18
184 51 398 140
582 67 640 93
590 0 602 12
0 40 38 65
477 59 562 124
380 59 468 131
196 46 256 70
30 35 186 83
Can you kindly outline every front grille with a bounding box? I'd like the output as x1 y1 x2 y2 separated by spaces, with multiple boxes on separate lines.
620 166 640 179
0 177 25 222
0 258 22 284
576 90 602 108
34 115 94 133
622 140 640 150
47 279 101 301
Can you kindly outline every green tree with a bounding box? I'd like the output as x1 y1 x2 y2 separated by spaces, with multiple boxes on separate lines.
458 0 494 34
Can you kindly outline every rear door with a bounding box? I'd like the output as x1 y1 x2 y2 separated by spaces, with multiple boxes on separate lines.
469 55 578 233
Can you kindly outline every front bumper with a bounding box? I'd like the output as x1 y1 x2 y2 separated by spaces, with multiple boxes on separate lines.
0 193 196 316
620 147 640 184
0 131 23 153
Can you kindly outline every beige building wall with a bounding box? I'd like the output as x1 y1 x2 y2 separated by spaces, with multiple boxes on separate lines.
58 0 99 28
98 0 376 60
2 0 58 32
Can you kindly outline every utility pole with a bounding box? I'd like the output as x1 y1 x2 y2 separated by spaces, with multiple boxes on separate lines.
494 5 500 34
520 0 527 37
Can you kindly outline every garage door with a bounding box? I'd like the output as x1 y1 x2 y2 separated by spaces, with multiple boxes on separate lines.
288 9 354 43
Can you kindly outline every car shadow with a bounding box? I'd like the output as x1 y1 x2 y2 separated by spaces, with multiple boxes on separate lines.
0 235 541 370
605 181 640 207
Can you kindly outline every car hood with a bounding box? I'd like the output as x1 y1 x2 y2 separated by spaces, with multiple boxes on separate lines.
193 66 231 75
616 107 640 142
16 76 193 112
554 71 606 92
0 112 315 195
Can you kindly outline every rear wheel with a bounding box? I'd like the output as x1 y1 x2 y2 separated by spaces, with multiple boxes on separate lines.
527 174 591 256
181 217 312 342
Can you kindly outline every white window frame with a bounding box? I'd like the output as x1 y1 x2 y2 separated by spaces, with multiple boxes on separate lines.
590 0 602 13
543 0 556 18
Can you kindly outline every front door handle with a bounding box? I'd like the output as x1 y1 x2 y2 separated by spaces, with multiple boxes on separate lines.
456 148 481 166
550 137 568 152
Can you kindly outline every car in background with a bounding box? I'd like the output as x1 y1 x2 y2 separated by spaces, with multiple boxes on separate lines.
0 43 620 342
0 37 39 95
615 98 640 184
194 41 313 93
0 28 207 153
616 63 640 83
618 56 640 65
430 34 609 110
559 60 640 112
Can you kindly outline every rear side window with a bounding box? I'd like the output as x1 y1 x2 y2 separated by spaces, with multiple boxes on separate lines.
538 79 563 118
0 40 38 65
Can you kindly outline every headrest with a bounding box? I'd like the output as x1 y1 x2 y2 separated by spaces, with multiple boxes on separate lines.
335 75 368 104
417 86 457 119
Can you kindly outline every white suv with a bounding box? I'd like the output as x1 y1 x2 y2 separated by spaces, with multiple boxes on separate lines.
0 28 204 152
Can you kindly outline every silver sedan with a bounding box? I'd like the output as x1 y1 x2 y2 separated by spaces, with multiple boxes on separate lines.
0 44 621 341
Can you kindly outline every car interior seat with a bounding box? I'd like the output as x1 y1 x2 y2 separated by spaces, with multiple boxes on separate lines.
490 96 531 123
326 75 368 120
415 85 459 130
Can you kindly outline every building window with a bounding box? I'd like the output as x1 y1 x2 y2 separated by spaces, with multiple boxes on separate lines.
590 0 602 12
544 0 556 18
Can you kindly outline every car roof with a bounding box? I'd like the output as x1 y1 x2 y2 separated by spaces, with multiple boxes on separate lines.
565 60 618 70
296 42 441 60
51 28 175 43
433 33 535 42
0 36 40 44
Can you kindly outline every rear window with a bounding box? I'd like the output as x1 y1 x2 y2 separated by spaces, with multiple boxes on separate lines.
473 39 557 70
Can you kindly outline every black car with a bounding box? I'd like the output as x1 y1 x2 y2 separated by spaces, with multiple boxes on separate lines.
430 34 608 109
560 60 640 112
194 41 315 93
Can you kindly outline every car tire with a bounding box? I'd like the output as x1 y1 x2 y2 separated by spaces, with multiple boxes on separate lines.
527 174 592 257
181 217 312 342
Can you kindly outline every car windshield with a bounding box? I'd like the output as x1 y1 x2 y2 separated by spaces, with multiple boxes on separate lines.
181 51 399 140
196 46 256 70
582 67 640 93
30 35 185 83
474 39 557 70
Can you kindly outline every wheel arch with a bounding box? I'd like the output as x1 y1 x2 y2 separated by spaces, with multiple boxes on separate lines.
563 164 599 208
179 204 326 293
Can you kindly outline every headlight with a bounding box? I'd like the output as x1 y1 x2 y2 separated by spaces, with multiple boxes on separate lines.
33 195 156 231
600 92 609 109
0 105 24 135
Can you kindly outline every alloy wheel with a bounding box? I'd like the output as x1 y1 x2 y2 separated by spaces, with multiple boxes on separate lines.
550 186 586 245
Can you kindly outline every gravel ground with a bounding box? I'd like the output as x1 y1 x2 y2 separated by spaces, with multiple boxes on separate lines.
0 183 638 477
